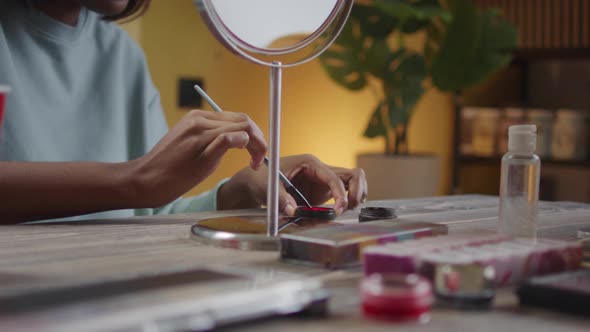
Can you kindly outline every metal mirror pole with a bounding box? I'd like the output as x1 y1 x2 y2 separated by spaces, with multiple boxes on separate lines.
267 61 282 237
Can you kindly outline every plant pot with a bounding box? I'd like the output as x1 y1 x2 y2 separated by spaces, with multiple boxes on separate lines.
357 153 440 200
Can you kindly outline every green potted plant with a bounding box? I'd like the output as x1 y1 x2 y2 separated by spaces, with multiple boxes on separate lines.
320 0 518 198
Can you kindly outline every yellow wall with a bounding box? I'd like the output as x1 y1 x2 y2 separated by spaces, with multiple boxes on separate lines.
139 0 454 197
119 18 142 43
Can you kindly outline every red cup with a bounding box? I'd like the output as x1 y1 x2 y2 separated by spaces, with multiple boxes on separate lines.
0 85 10 137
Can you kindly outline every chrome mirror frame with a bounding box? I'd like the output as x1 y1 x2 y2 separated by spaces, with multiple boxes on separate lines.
194 0 353 67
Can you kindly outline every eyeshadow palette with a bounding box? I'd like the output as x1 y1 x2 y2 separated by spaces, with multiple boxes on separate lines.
363 233 511 275
364 233 583 287
280 220 448 269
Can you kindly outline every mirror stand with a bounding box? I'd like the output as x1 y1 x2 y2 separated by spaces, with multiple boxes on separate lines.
190 62 293 251
267 61 282 237
191 0 353 251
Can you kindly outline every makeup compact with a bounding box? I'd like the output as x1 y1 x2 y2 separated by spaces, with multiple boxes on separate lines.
296 206 336 220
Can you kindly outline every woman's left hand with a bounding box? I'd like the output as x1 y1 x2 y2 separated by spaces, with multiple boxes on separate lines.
218 154 368 216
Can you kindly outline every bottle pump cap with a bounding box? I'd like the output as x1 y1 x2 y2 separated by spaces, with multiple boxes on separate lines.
508 125 537 153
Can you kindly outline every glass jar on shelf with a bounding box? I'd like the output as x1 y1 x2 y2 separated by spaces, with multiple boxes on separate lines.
527 108 554 158
460 107 478 155
551 109 588 160
472 107 501 157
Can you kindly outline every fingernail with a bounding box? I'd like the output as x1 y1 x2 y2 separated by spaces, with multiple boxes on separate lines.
335 200 346 215
285 202 296 216
337 207 345 215
250 159 261 170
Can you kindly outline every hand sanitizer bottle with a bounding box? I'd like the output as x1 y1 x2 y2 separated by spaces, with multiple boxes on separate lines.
498 125 541 239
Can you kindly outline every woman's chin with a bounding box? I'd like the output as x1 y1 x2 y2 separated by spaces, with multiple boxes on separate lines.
80 0 129 16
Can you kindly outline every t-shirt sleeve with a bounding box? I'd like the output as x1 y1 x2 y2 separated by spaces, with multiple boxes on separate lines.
150 178 230 215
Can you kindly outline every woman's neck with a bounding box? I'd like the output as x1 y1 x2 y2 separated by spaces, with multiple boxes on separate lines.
32 0 82 26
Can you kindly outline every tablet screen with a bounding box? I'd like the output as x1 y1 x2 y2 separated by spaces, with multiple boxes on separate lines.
0 269 245 314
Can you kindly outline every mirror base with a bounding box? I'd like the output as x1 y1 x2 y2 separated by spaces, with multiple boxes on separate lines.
190 215 337 251
191 215 278 251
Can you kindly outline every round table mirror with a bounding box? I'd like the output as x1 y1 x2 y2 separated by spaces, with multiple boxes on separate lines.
195 0 352 66
192 0 353 249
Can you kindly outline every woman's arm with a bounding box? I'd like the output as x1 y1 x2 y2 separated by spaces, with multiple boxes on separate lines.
0 161 139 224
0 109 267 224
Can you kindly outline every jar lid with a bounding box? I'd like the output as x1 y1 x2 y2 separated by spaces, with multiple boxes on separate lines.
361 273 433 322
0 85 11 93
359 207 397 222
508 125 536 153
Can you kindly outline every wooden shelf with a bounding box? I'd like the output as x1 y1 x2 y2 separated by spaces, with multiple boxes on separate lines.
512 48 590 62
452 46 590 195
459 155 590 168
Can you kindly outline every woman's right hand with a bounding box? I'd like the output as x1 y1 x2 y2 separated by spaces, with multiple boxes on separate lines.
128 109 268 207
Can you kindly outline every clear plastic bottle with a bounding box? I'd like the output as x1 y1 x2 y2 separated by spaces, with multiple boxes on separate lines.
498 125 541 240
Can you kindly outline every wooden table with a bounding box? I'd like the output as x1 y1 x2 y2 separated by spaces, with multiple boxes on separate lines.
1 195 589 331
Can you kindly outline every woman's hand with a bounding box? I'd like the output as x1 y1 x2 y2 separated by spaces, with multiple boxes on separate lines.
218 154 368 216
129 110 267 207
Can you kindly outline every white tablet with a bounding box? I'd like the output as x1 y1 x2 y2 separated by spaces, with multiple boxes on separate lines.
0 267 327 332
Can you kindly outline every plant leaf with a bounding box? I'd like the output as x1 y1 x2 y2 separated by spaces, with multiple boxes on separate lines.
363 101 388 138
319 19 367 90
320 3 400 89
354 3 398 38
365 38 391 77
384 52 427 89
424 19 445 66
384 85 425 128
382 53 426 128
373 0 416 22
430 0 518 91
374 0 449 33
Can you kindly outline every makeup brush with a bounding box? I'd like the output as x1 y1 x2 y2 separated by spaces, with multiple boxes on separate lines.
193 85 313 208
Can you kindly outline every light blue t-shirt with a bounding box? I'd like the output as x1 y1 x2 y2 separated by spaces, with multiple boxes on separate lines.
0 0 225 221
